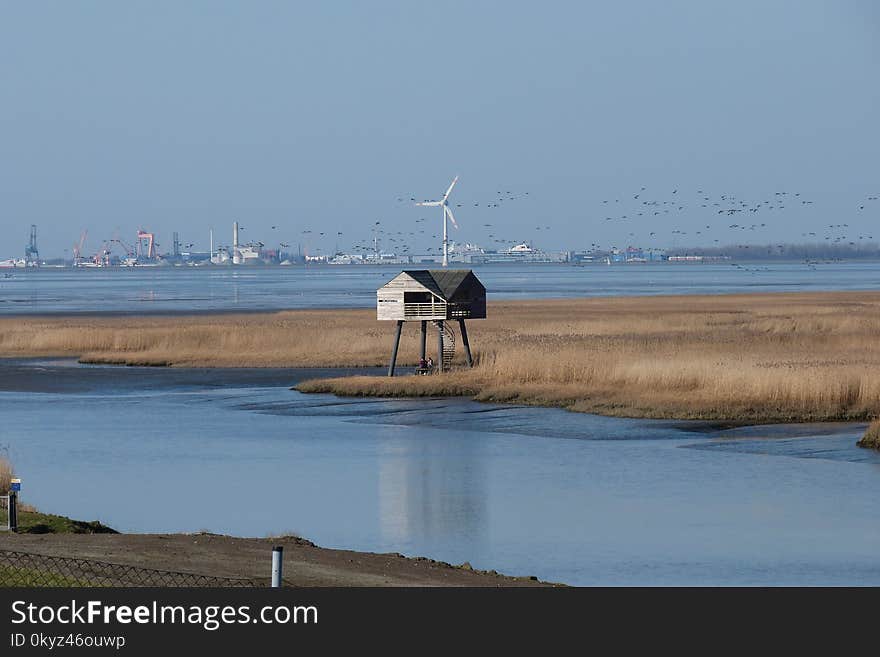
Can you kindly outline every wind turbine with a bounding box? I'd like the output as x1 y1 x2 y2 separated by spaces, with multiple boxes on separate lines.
415 176 459 267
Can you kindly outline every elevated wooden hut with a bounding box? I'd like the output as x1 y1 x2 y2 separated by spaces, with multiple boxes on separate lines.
377 270 486 376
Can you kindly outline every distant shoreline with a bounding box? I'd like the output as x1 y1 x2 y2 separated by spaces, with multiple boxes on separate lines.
0 306 291 320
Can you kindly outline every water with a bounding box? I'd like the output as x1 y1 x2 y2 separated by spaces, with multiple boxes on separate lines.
2 261 880 314
3 359 879 586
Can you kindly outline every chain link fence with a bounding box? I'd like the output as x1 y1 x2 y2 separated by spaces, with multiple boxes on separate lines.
0 549 262 587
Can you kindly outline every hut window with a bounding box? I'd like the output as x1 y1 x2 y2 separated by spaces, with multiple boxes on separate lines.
404 292 433 304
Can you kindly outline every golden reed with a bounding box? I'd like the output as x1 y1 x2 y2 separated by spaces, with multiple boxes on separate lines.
3 291 880 422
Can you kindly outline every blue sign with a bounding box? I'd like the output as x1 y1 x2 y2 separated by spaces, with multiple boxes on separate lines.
10 478 20 492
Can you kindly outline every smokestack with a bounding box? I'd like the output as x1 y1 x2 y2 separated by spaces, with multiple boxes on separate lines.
233 221 240 265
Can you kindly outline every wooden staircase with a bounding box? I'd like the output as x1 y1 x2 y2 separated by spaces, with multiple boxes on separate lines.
433 320 456 370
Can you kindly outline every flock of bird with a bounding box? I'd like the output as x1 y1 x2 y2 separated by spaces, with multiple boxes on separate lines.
578 187 878 257
283 182 878 270
314 188 541 257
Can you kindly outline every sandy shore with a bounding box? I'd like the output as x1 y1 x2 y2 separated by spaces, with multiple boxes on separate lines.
4 291 879 422
0 533 554 587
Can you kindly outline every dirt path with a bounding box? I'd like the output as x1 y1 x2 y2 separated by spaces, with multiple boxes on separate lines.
0 533 555 587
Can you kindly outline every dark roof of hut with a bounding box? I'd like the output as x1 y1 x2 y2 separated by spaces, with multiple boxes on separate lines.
403 270 483 301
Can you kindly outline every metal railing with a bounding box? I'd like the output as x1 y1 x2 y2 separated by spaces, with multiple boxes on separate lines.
0 549 261 587
0 496 8 532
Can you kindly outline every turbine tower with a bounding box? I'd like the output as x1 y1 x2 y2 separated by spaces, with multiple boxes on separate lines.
415 176 459 267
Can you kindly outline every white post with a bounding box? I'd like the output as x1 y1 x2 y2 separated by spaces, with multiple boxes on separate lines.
209 229 213 263
271 546 283 587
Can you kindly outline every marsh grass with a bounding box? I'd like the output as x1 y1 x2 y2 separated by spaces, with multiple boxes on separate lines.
0 456 11 494
857 420 880 449
4 291 880 421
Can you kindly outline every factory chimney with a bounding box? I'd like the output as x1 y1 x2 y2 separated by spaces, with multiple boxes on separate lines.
233 221 241 265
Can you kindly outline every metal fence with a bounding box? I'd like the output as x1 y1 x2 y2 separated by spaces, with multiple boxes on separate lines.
0 549 261 587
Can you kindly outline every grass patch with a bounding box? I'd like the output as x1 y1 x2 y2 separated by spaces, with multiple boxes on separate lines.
18 510 117 535
0 508 116 534
857 419 880 449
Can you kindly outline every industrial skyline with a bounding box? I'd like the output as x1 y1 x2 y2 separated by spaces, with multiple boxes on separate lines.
1 3 878 258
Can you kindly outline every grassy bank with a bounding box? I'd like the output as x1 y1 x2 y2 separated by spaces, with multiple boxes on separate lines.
3 291 880 421
0 310 393 368
857 420 880 449
5 510 117 535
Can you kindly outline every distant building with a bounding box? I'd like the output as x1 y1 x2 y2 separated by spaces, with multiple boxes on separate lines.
233 243 261 264
467 242 568 264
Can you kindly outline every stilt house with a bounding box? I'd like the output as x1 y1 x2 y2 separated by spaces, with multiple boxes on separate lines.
377 270 486 376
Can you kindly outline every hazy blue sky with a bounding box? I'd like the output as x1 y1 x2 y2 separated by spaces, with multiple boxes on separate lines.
1 1 878 258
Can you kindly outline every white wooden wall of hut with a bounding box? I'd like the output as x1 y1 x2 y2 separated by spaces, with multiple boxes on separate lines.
376 286 405 320
377 273 447 321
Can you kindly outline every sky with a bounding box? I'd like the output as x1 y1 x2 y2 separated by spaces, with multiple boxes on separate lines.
1 1 878 259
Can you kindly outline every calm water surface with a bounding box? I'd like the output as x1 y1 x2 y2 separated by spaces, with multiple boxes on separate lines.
2 360 879 586
2 261 880 314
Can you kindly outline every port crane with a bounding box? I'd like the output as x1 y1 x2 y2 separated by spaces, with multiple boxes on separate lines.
72 230 88 266
136 230 157 260
24 225 39 265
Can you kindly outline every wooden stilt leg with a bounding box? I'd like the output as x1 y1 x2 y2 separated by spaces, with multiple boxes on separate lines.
459 319 473 367
420 320 427 362
388 320 403 377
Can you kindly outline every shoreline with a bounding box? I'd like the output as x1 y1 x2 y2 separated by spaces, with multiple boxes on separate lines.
2 463 556 587
0 531 555 587
293 375 880 426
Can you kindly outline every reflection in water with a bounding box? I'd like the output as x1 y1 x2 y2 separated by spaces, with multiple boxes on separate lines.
378 436 486 550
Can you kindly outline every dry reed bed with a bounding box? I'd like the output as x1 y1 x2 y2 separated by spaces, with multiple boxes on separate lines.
2 291 880 421
0 456 12 493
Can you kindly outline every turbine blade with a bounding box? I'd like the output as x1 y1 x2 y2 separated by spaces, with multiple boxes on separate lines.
415 201 441 207
442 176 459 202
445 205 459 229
